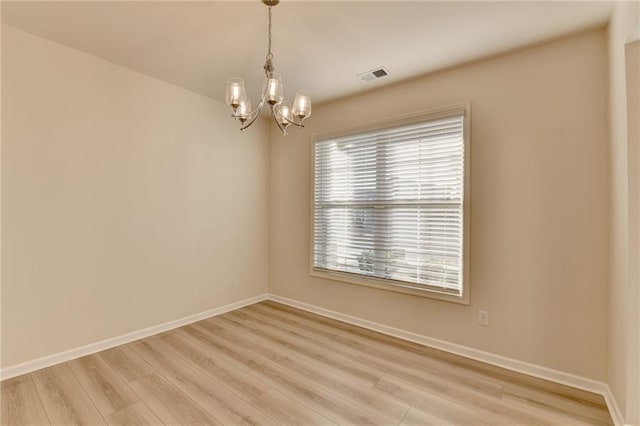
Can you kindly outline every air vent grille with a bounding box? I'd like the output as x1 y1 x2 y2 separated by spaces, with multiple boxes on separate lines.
357 67 390 82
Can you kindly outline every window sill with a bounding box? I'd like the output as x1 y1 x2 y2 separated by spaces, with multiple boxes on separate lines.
309 268 470 305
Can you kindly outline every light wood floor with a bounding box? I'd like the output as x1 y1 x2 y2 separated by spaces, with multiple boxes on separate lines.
1 301 613 425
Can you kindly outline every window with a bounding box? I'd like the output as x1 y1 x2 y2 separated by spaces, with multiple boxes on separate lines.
311 105 470 303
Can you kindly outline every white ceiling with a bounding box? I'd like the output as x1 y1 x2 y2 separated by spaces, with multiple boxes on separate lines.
2 1 613 105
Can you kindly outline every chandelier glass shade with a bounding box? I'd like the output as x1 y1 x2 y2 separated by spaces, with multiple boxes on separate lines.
226 0 311 134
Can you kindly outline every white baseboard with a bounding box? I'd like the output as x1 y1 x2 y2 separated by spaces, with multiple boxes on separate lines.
267 294 627 426
601 384 628 426
0 293 268 381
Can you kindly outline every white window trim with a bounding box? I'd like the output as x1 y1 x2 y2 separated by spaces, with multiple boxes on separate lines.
309 102 471 305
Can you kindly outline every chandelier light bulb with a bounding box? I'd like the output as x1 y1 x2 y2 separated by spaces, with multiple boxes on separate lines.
226 78 246 111
263 73 283 105
277 101 292 127
292 90 311 120
226 0 311 134
237 98 252 124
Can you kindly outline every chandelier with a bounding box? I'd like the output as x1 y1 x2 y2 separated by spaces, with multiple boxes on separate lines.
225 0 311 134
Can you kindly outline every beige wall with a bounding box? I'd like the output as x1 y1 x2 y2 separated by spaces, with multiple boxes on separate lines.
607 1 640 422
1 25 270 368
269 29 609 381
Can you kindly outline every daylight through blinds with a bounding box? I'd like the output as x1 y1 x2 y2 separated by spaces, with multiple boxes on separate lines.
313 114 465 295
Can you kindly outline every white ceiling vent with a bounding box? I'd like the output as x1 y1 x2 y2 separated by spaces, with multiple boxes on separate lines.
357 67 390 82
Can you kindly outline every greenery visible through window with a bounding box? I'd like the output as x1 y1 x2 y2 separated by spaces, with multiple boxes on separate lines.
312 108 468 299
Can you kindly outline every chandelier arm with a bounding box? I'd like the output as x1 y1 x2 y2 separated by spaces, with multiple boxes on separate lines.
278 112 305 128
271 107 289 135
271 103 304 128
239 111 262 131
233 97 265 121
238 99 266 131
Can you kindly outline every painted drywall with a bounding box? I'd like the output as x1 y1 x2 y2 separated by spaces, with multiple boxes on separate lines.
1 25 269 368
607 1 640 422
269 29 609 381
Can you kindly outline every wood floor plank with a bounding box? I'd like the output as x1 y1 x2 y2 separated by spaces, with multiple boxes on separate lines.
67 354 140 416
502 383 613 425
157 330 270 402
375 374 588 426
1 375 32 391
247 304 460 376
257 301 466 365
237 306 505 400
454 358 608 408
228 309 365 363
399 407 455 426
374 375 507 426
100 346 154 383
1 375 51 426
249 389 338 426
168 326 259 374
209 315 410 424
31 364 106 425
359 346 503 396
129 338 279 425
498 393 607 426
128 373 220 426
215 311 367 375
217 311 380 387
238 306 365 359
185 322 394 426
104 402 163 426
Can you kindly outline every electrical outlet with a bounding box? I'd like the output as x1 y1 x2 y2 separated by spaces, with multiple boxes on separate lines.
229 275 236 287
478 310 489 326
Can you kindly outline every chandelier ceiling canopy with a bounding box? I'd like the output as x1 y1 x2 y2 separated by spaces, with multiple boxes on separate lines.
225 0 311 135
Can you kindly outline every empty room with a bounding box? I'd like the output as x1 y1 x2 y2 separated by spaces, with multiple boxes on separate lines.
1 1 639 425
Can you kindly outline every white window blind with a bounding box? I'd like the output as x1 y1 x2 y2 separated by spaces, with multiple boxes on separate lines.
313 112 466 296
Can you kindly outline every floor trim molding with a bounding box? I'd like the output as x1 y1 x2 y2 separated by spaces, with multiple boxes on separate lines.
0 293 269 381
267 293 626 426
601 384 628 426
